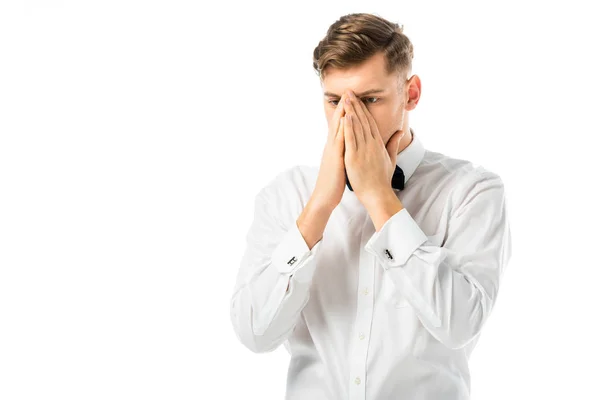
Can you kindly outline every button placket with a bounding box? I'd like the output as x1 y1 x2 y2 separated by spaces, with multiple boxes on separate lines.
349 214 375 400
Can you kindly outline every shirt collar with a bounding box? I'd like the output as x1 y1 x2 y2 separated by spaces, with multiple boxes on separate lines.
395 127 425 188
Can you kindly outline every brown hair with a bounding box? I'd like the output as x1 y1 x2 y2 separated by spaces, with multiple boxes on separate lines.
312 13 414 93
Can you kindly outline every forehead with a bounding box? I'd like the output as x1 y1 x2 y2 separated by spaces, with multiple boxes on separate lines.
322 52 397 96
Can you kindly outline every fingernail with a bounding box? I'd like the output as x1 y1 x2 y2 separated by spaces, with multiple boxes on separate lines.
345 97 351 104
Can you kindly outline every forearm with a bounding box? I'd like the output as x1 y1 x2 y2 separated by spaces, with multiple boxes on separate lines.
363 173 510 350
232 197 327 351
283 197 332 293
296 196 334 250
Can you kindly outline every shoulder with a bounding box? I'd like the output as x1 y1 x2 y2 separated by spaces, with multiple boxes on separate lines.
448 160 506 218
422 148 504 185
421 149 506 214
423 148 500 178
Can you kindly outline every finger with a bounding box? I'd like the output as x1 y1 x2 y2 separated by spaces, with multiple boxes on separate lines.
336 113 345 152
331 94 347 138
343 114 356 152
335 109 344 141
356 98 380 143
343 96 365 145
386 129 404 164
351 95 373 141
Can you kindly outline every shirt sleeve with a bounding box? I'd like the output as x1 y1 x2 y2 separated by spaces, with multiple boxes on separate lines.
230 187 323 353
364 170 512 350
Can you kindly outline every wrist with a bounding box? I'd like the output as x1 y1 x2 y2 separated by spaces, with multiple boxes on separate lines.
362 189 404 232
359 187 397 209
297 197 333 250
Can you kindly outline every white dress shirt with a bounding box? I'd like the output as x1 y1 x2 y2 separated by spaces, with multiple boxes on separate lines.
230 128 512 399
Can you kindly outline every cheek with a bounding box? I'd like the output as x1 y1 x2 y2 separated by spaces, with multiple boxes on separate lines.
370 111 390 133
326 112 334 127
324 106 334 121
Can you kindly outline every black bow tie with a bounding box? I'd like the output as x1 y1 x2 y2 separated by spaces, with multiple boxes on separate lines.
345 164 405 192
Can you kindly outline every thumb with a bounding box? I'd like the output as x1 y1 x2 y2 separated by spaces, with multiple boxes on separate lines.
386 129 404 164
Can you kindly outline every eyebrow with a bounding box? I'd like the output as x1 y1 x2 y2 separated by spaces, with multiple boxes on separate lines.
323 88 386 98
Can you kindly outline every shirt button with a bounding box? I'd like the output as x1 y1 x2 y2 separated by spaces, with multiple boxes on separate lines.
362 287 369 295
354 377 361 385
359 333 365 340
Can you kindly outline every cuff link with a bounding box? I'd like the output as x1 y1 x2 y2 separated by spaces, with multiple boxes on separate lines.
384 249 394 260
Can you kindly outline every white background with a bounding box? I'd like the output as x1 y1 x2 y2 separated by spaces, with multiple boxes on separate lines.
1 1 599 399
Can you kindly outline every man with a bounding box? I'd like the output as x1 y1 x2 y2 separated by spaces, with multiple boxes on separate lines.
230 12 511 400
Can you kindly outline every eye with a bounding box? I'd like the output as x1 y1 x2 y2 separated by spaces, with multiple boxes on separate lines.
327 97 379 107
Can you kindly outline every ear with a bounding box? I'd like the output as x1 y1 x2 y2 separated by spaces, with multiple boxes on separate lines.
404 74 421 111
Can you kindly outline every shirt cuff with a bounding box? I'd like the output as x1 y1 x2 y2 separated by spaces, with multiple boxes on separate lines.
271 219 322 283
251 221 322 336
364 208 428 269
